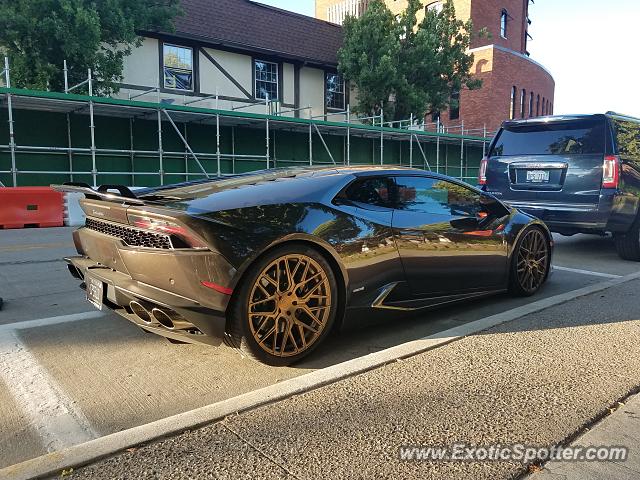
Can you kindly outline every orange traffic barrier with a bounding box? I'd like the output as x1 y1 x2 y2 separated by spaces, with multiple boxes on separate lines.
0 187 64 229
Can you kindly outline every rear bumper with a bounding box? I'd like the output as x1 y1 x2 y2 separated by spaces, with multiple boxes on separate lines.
66 226 237 346
509 194 636 234
67 256 227 346
511 203 606 232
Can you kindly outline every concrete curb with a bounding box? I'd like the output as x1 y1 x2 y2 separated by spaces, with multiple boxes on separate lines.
528 390 640 479
4 270 640 480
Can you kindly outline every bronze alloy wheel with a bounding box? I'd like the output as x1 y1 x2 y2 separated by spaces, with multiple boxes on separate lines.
515 228 549 295
246 253 333 359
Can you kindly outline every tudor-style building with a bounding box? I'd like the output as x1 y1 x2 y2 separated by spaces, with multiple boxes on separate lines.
117 0 346 120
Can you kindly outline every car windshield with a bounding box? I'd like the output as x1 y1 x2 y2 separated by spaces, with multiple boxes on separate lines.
490 118 606 156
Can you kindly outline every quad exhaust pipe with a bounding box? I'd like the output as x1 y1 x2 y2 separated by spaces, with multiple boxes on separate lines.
129 301 154 324
151 308 192 331
129 301 194 331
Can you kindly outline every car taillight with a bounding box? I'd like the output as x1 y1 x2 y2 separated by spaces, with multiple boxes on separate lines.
127 213 208 249
201 281 233 295
478 157 489 185
602 155 620 189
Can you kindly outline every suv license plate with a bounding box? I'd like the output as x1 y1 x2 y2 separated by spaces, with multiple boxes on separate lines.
526 170 550 183
86 275 104 311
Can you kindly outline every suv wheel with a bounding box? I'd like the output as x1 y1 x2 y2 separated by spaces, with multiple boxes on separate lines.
615 227 640 261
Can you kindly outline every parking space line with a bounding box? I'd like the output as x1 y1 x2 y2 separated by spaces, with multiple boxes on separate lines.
0 311 106 334
0 242 74 253
554 265 622 279
0 330 96 453
5 270 640 480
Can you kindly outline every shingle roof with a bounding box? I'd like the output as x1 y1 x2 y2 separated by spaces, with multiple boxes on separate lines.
160 0 343 66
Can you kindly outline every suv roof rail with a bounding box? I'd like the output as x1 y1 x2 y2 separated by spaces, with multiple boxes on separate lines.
605 111 640 121
502 114 602 127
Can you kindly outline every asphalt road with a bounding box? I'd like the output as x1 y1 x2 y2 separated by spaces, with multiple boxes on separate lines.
0 227 637 472
69 278 640 480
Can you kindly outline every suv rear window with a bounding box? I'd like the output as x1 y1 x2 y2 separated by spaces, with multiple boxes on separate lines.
490 118 606 156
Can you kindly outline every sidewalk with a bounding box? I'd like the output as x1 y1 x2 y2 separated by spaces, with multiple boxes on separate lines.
531 392 640 480
67 279 640 479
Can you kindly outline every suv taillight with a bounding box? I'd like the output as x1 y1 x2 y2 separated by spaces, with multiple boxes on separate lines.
602 155 620 189
478 157 489 185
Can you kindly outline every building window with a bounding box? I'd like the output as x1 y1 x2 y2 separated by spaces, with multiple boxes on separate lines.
426 1 443 14
536 95 540 116
542 97 546 115
509 86 516 120
326 0 369 25
520 89 526 118
449 90 460 120
254 60 279 101
500 9 508 38
326 72 345 110
529 92 534 118
163 44 193 91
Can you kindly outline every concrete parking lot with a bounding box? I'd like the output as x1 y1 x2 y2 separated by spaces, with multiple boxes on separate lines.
0 227 638 473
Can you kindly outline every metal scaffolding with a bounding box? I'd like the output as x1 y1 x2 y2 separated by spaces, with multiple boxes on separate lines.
0 57 491 187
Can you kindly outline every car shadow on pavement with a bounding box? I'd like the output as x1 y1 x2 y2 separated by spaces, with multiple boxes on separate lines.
298 276 638 370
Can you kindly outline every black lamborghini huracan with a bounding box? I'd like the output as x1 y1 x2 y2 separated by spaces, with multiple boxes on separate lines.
56 166 552 365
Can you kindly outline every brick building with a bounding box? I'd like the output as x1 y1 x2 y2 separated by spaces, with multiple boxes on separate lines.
316 0 555 134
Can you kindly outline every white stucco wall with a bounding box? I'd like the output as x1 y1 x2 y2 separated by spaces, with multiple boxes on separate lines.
299 67 325 119
283 63 295 106
121 37 160 87
115 36 334 118
199 47 253 98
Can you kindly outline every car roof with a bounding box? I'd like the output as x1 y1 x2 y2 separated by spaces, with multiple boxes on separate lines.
295 166 466 183
256 165 471 185
503 112 640 129
215 165 424 179
351 168 460 181
137 165 470 201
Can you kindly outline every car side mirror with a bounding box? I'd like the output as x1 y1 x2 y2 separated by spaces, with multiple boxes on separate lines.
480 193 510 218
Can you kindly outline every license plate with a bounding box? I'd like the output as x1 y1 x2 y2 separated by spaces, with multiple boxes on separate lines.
86 275 104 311
526 170 550 183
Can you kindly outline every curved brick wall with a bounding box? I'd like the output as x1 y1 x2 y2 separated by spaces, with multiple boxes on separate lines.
446 45 555 134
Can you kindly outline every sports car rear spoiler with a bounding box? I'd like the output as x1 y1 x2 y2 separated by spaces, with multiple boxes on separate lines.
51 182 147 205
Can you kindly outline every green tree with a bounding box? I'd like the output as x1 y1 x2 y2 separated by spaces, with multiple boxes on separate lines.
338 0 400 121
338 0 481 122
0 0 182 94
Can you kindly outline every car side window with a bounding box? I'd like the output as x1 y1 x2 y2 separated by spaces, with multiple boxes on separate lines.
344 177 393 208
612 118 640 162
393 176 482 217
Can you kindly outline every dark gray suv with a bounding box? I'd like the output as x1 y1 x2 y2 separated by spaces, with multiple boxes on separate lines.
480 113 640 260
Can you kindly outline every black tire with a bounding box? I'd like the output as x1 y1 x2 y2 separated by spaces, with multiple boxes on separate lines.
508 226 551 297
227 244 338 366
615 227 640 261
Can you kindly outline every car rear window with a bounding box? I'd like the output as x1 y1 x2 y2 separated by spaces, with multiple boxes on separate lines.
490 118 606 156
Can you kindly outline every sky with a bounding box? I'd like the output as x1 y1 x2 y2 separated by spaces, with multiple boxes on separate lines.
254 0 640 117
